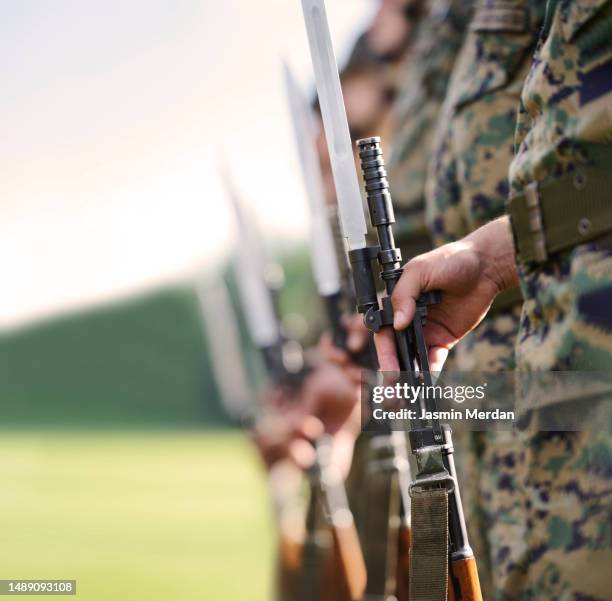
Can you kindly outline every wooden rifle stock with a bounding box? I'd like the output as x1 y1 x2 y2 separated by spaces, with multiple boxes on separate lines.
448 556 482 601
330 519 367 601
317 435 367 601
396 523 411 600
277 532 303 600
278 532 302 572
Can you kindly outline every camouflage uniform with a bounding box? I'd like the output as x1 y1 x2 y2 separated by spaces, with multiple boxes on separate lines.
500 1 612 598
387 0 473 250
424 2 546 597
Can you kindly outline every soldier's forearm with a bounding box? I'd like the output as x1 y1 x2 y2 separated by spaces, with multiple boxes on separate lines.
467 216 519 295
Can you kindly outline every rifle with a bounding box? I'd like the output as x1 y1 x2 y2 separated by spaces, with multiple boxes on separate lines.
197 275 305 598
284 59 413 601
300 2 483 600
225 171 366 601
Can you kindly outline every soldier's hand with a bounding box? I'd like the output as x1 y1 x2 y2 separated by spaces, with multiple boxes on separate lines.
253 386 322 469
301 361 360 435
375 217 519 371
318 314 371 388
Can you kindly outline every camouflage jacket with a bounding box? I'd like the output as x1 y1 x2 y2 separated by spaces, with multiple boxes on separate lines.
509 0 612 372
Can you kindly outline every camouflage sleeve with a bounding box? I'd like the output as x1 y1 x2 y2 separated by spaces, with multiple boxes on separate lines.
425 0 546 247
385 0 473 255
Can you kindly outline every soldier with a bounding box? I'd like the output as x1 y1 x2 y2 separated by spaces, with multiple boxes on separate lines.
316 1 479 596
377 1 612 598
424 1 547 596
385 0 509 594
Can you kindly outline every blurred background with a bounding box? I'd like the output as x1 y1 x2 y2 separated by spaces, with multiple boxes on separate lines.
0 1 385 599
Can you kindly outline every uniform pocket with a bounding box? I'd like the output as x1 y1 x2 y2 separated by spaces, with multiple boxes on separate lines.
449 1 537 110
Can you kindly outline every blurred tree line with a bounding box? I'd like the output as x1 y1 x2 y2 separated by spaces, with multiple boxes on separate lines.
0 244 319 427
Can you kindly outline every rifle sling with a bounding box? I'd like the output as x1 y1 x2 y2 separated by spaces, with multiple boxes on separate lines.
409 488 448 601
362 434 401 600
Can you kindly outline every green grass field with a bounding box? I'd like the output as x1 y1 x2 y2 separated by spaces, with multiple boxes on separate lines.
0 430 274 601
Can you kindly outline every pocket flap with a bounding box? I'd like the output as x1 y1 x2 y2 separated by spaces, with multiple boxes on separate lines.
450 4 536 109
470 1 529 32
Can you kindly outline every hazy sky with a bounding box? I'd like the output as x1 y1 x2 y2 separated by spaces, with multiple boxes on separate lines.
0 0 374 328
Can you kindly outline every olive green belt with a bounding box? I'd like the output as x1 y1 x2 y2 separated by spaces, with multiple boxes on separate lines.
507 162 612 265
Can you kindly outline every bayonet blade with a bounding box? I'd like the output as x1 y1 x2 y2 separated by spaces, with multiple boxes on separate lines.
301 0 367 250
197 279 254 422
223 173 281 349
283 62 341 297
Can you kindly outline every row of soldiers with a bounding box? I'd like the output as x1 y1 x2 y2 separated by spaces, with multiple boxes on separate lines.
229 1 612 599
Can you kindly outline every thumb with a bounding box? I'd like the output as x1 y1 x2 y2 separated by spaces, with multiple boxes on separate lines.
428 346 449 373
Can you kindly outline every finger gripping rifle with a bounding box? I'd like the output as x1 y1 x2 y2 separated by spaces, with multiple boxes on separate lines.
352 137 482 601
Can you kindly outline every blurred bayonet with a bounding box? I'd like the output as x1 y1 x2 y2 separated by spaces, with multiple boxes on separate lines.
224 171 281 351
196 278 254 423
283 62 351 348
196 274 306 596
222 168 305 383
283 62 341 298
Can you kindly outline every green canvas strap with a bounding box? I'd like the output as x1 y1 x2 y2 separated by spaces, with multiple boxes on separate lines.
362 433 401 601
507 162 612 265
409 443 453 601
409 488 449 601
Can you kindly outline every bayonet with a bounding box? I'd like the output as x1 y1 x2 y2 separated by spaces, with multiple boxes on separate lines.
283 61 351 348
224 172 281 351
196 279 254 423
283 62 341 298
301 0 367 251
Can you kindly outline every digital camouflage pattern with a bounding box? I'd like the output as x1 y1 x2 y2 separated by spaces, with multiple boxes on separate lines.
509 0 612 373
502 1 612 599
474 409 611 601
423 2 545 597
510 0 612 193
426 0 546 247
386 0 472 247
424 0 547 370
